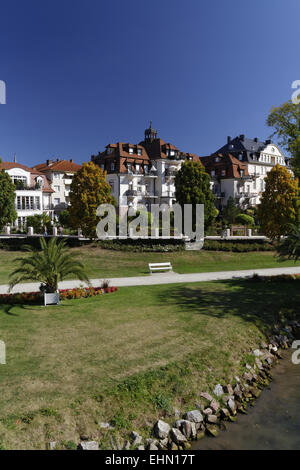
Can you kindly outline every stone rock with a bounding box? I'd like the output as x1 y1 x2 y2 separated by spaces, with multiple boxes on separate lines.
200 392 213 402
235 376 240 383
207 414 218 424
137 445 145 450
123 440 130 450
227 398 236 413
253 349 261 357
206 425 219 437
183 410 203 423
181 420 192 439
220 408 230 418
260 340 268 349
154 420 170 439
99 422 114 430
159 438 169 448
255 358 263 370
225 384 233 395
243 372 253 383
203 408 213 416
170 428 187 445
174 419 185 429
78 441 99 450
131 431 143 446
210 399 220 412
149 443 158 450
213 384 224 396
48 441 57 450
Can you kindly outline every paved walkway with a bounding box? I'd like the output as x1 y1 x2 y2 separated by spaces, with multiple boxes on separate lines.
0 266 299 294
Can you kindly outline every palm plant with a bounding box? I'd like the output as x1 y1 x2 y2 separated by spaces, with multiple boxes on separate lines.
9 237 91 293
276 223 300 262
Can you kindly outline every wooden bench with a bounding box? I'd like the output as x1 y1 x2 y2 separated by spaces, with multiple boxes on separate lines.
149 262 172 274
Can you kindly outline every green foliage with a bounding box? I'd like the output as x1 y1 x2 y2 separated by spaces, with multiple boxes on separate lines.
69 162 116 239
267 100 300 178
175 160 216 231
236 214 255 226
222 197 241 225
26 213 51 234
276 223 300 261
58 209 71 228
9 237 90 293
257 164 300 239
203 239 274 252
0 170 17 230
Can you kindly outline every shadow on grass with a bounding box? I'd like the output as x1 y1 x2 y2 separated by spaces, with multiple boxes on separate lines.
157 279 300 334
1 303 38 316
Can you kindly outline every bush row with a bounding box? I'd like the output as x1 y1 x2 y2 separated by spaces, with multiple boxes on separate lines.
0 286 118 305
0 236 91 251
203 239 274 252
98 238 185 252
249 274 300 283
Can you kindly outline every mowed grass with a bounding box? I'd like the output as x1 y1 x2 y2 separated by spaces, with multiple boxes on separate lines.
0 246 299 284
0 279 299 449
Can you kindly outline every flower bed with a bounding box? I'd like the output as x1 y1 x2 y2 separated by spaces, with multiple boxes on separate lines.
0 286 118 305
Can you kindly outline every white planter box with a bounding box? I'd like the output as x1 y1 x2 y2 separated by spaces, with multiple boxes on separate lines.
44 293 60 306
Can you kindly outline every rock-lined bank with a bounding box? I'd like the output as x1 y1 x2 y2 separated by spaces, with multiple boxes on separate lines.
49 320 300 451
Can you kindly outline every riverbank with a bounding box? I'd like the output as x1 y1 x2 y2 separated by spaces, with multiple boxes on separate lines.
0 279 299 450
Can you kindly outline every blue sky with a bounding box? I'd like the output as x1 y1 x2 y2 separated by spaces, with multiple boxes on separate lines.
0 0 299 166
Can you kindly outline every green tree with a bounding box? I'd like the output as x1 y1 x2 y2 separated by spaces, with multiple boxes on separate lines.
0 169 17 231
267 100 300 179
26 213 51 234
69 162 116 238
236 214 255 226
257 164 300 239
276 223 300 262
58 209 71 228
175 160 216 231
222 197 241 225
9 237 90 293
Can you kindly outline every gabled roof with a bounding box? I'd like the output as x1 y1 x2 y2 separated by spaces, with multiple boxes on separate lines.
200 153 249 179
0 162 33 172
33 160 81 172
0 162 54 192
214 135 275 163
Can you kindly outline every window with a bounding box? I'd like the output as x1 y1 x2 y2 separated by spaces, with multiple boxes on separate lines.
109 181 114 192
54 198 60 205
240 170 244 177
211 170 215 177
111 162 115 171
137 148 142 156
106 147 111 155
53 172 61 179
144 165 149 174
136 164 140 173
215 156 219 162
221 170 226 176
54 186 60 192
129 148 134 154
238 154 243 161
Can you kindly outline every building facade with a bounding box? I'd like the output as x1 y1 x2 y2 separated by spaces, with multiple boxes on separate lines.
0 162 54 228
91 123 198 215
32 159 82 213
200 135 293 209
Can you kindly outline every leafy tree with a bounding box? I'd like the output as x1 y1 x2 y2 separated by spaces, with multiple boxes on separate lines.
175 160 216 230
267 100 300 179
257 164 300 239
9 237 90 293
26 213 51 234
69 162 116 238
236 214 255 226
222 197 241 225
276 223 300 262
0 170 17 231
58 209 71 228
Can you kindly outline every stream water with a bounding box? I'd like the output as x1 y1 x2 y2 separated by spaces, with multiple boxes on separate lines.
192 350 300 450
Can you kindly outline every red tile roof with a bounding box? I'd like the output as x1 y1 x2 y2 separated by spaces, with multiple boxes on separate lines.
33 160 82 172
0 162 54 192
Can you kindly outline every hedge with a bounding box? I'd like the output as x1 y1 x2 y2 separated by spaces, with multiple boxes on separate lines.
0 236 91 251
98 238 185 252
203 239 274 252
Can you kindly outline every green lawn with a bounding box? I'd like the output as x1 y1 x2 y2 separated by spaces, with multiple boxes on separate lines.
0 279 298 449
0 246 299 284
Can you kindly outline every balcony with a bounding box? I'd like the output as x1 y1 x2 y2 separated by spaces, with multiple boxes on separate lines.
144 170 158 178
165 169 177 178
126 189 138 197
161 191 175 198
15 205 41 211
144 192 158 198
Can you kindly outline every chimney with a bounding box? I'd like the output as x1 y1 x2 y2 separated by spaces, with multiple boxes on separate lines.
239 134 245 141
265 139 272 145
46 159 53 166
227 136 231 144
70 159 74 163
254 137 258 142
13 154 17 163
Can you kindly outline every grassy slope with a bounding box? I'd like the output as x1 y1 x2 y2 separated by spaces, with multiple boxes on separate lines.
0 246 299 284
0 279 298 449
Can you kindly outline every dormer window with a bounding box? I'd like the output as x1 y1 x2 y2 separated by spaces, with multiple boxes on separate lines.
238 154 243 161
129 147 134 154
111 162 115 171
221 170 226 176
106 147 111 155
215 156 220 162
240 170 244 177
137 148 142 156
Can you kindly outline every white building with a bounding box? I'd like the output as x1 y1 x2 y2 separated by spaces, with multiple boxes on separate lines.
32 159 81 214
201 135 294 209
0 162 54 228
91 123 198 216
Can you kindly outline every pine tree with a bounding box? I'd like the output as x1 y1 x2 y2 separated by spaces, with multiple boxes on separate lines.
0 169 17 230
